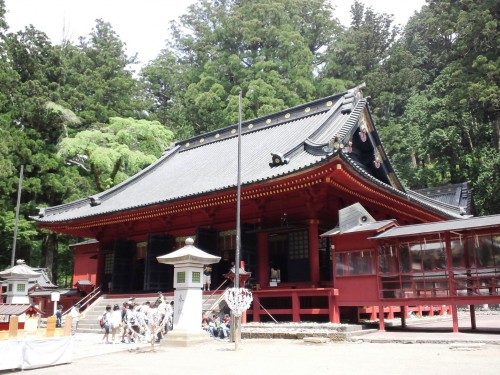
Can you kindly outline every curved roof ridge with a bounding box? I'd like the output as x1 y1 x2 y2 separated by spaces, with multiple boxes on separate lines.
340 152 464 219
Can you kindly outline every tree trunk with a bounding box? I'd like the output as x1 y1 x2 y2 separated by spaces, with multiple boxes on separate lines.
492 117 500 151
41 232 57 284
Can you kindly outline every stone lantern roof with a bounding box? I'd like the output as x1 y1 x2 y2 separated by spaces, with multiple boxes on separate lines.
0 260 40 280
156 238 220 266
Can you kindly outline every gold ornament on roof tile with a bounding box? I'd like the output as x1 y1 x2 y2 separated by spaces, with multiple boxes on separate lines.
284 113 290 119
326 101 333 107
266 118 272 124
248 124 254 129
231 129 236 134
199 138 205 143
305 107 311 113
215 133 220 138
185 142 190 147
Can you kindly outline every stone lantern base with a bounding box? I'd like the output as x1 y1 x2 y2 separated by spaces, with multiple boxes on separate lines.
162 328 211 347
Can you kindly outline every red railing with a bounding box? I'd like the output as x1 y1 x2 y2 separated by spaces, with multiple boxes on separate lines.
248 287 339 323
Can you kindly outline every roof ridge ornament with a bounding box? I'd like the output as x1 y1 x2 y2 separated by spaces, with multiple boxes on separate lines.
89 196 101 207
269 152 289 167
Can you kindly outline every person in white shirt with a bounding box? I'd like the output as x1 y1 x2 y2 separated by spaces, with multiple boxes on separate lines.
70 304 81 335
110 304 122 344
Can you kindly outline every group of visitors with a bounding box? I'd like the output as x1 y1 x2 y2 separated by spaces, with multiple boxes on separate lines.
202 312 230 339
98 295 173 344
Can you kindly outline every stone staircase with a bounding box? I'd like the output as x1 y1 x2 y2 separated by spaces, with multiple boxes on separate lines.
76 292 226 334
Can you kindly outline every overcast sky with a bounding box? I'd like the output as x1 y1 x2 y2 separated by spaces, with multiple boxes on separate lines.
4 0 426 67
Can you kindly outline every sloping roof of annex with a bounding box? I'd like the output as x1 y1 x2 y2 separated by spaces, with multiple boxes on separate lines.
372 214 500 240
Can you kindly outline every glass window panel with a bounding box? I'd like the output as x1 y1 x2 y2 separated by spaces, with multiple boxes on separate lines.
421 240 447 271
400 245 411 273
451 238 465 267
475 235 494 267
192 271 201 282
335 253 348 276
177 271 186 283
493 236 500 266
409 242 423 271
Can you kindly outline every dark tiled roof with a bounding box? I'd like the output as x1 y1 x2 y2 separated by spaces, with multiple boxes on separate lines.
32 87 465 224
30 268 57 289
372 214 500 239
414 182 473 215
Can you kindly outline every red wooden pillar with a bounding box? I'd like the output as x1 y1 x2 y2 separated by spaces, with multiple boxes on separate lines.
292 292 300 322
470 304 476 330
387 306 394 320
329 294 340 323
370 307 377 321
257 232 269 288
252 295 261 323
378 305 385 331
451 304 459 333
308 219 320 287
401 306 407 328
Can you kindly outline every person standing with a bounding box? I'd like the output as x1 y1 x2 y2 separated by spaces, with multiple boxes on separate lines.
70 304 81 335
55 305 63 328
203 265 212 291
101 305 112 344
110 304 122 344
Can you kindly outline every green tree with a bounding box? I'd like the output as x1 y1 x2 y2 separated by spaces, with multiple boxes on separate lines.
373 0 499 214
58 117 175 191
59 19 148 125
142 0 343 138
322 0 399 85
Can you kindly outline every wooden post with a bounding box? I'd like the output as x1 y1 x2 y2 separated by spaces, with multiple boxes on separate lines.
378 305 385 331
252 296 261 323
46 316 56 337
292 292 300 322
401 306 407 328
329 292 340 323
451 305 459 333
388 306 394 320
8 315 19 339
470 304 476 330
64 315 73 336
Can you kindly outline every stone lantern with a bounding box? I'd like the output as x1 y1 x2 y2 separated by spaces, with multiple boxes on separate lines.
157 238 220 346
0 260 40 304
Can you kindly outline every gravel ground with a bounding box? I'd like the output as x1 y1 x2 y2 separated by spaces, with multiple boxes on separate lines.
16 338 500 375
5 310 500 375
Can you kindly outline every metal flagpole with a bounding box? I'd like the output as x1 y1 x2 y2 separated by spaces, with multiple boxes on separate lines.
234 92 242 350
11 165 24 266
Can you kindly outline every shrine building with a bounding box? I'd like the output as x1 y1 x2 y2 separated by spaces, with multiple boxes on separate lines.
32 85 500 330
